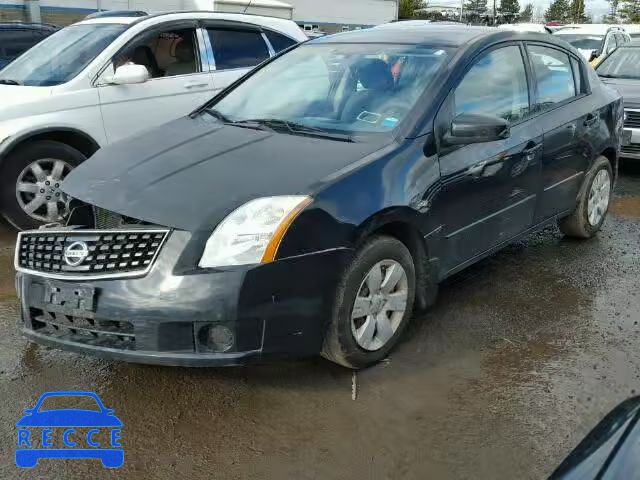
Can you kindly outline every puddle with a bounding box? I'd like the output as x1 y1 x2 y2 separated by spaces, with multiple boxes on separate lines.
0 249 15 301
610 196 640 219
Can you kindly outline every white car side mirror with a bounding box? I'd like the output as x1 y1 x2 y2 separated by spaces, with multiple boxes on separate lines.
109 64 149 85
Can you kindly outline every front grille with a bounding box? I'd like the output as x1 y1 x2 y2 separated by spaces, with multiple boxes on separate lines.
622 143 640 154
16 229 169 278
624 109 640 128
30 308 135 350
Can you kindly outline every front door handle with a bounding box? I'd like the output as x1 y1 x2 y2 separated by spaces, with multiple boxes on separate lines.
584 113 599 127
184 81 208 89
467 160 488 177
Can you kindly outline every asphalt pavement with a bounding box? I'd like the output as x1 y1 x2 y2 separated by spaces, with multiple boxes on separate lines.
0 168 639 480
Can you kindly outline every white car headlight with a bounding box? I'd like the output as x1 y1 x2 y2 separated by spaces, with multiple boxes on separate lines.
199 196 312 268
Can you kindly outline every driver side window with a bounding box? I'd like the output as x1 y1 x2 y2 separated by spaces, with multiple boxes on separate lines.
112 27 200 79
454 45 530 124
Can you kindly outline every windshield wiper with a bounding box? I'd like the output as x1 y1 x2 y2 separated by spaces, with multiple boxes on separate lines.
0 79 21 85
230 118 354 142
201 108 231 123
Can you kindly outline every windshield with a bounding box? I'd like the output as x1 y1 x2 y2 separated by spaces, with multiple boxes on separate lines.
597 48 640 79
556 34 604 51
210 43 451 137
0 24 126 86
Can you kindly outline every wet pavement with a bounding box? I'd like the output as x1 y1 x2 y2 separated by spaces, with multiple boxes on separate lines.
0 171 639 480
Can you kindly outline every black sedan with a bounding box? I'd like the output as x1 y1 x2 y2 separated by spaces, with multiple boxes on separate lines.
14 25 623 368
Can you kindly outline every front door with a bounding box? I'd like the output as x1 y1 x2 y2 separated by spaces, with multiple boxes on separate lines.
526 44 591 221
97 23 213 144
432 44 543 275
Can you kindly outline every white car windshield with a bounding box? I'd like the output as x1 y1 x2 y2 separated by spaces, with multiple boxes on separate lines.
0 23 127 86
210 43 450 137
597 47 640 79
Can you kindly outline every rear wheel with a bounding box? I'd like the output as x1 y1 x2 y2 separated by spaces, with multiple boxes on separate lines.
558 156 613 239
0 141 86 230
322 235 416 369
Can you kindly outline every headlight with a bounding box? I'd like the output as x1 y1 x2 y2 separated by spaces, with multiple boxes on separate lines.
199 196 312 268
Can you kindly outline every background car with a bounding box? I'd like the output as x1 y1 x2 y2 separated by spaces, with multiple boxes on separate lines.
596 42 640 163
0 22 57 69
0 11 307 230
85 10 147 19
553 25 630 65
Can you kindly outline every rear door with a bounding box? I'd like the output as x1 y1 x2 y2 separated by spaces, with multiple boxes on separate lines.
433 43 543 274
526 44 593 221
203 24 272 94
97 21 213 144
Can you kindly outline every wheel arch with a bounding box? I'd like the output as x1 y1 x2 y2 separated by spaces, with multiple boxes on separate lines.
352 207 437 311
0 127 101 168
600 146 617 180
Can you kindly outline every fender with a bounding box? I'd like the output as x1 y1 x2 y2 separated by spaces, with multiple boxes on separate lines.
0 127 101 167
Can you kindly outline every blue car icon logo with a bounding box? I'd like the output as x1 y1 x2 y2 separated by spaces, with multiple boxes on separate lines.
16 391 123 468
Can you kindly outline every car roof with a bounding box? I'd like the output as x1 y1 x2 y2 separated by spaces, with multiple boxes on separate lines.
75 10 304 37
310 24 566 49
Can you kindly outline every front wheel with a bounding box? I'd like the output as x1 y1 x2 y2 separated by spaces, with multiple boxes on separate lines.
322 235 417 369
0 140 86 230
558 156 613 239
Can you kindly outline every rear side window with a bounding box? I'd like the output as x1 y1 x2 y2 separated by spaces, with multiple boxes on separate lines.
207 28 270 70
454 45 530 123
0 29 40 59
527 45 576 108
264 30 297 53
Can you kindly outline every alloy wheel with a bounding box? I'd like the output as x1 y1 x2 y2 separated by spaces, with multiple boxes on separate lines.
351 259 409 351
587 169 611 227
15 159 73 224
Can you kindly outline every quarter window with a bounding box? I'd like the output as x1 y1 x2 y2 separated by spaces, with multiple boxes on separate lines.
264 30 297 53
454 45 530 123
527 45 576 108
207 29 270 70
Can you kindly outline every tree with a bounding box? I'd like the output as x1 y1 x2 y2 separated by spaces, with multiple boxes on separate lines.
619 0 640 22
544 0 570 22
519 3 534 21
498 0 520 22
464 0 488 22
399 0 426 19
569 0 589 22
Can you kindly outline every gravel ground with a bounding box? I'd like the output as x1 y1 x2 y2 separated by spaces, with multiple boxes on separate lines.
0 170 638 480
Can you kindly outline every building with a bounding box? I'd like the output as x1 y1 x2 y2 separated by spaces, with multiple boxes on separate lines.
0 0 398 32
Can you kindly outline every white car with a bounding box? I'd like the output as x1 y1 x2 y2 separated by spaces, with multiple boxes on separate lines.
553 25 630 62
0 12 306 230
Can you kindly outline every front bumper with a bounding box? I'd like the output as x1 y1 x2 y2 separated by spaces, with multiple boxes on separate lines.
16 231 350 366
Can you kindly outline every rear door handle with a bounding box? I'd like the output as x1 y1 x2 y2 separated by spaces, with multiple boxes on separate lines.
184 81 208 89
522 143 542 161
584 113 599 127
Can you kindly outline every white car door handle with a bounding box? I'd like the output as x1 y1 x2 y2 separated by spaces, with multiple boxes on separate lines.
184 81 208 89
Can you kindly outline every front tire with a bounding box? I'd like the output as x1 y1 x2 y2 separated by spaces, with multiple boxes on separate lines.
0 140 86 230
558 156 613 239
322 235 416 369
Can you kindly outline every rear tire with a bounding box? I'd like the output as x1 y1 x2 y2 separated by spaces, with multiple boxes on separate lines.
557 156 613 239
0 140 86 230
322 235 417 369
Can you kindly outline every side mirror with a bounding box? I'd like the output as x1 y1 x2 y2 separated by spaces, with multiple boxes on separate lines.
589 49 600 62
443 113 510 146
108 64 149 85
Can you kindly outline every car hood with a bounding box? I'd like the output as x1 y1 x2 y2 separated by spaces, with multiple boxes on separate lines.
16 410 123 427
600 78 640 108
63 115 386 232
